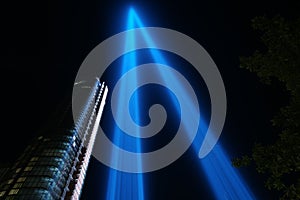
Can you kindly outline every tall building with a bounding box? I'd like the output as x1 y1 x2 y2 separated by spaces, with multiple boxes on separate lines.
0 79 108 200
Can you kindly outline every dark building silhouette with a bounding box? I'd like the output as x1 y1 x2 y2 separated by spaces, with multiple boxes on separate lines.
0 79 108 200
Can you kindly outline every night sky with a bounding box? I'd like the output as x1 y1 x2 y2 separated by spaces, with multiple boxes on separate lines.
1 0 298 199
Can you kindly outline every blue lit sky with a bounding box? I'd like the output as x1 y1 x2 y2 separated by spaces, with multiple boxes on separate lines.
1 0 296 199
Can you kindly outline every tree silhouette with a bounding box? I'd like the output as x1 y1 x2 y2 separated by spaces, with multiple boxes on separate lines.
233 16 300 199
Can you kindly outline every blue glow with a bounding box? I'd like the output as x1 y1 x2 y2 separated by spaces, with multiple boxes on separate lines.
200 145 255 199
193 119 255 199
105 7 255 200
105 7 145 200
126 9 255 199
126 12 197 125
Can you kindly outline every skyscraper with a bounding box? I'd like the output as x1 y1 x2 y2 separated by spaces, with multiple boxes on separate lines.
0 79 108 200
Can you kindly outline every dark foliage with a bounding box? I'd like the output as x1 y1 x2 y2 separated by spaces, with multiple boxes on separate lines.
233 16 300 199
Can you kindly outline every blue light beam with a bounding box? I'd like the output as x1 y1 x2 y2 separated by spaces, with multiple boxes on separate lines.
105 7 145 200
193 120 255 199
127 9 255 199
106 7 255 200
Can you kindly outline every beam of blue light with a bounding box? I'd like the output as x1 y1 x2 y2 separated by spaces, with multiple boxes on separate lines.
128 10 196 122
193 120 255 199
129 9 255 199
105 7 145 200
105 7 255 200
200 145 255 199
130 8 145 199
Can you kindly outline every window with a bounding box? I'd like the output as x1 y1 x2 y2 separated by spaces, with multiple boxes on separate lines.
24 167 33 172
0 191 6 197
8 189 19 195
13 183 23 189
17 177 26 182
30 157 39 161
15 168 21 173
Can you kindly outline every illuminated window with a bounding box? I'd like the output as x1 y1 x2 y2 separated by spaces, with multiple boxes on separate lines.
17 177 26 182
8 189 19 195
13 183 22 188
30 157 39 161
15 168 21 173
0 191 6 197
24 167 33 172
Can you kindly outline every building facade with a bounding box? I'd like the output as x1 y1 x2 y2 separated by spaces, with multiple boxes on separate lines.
0 80 108 200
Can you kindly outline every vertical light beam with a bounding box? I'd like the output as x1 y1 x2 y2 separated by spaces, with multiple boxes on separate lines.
106 7 255 200
128 9 255 199
105 7 145 200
